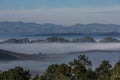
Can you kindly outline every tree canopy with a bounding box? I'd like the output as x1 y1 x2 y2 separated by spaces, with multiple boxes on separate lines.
0 55 120 80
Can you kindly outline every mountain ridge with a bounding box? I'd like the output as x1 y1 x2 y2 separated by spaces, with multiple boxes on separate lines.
0 21 120 34
0 49 27 60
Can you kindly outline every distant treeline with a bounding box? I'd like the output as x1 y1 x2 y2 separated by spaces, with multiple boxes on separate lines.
0 55 120 80
18 32 120 37
1 36 120 44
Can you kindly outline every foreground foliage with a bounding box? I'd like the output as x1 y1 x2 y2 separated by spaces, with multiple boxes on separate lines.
0 67 31 80
0 55 120 80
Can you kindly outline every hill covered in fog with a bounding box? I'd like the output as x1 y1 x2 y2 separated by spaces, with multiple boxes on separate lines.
0 49 26 60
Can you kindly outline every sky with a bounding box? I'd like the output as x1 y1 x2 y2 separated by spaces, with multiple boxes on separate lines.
0 0 120 25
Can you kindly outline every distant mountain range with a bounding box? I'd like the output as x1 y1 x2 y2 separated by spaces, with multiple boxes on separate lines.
0 21 120 34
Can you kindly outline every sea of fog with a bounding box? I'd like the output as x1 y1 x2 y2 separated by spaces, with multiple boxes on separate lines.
0 43 120 75
0 43 120 54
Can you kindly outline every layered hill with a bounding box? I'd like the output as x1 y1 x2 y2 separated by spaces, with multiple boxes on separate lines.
0 22 120 34
0 49 27 60
0 49 49 61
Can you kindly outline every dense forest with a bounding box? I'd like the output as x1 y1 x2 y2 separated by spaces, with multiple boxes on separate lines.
0 55 120 80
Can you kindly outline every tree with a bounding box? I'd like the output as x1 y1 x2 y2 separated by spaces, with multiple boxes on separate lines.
85 69 97 80
31 75 40 80
69 55 96 80
95 60 112 80
111 61 120 80
69 54 92 69
0 67 31 80
40 64 71 80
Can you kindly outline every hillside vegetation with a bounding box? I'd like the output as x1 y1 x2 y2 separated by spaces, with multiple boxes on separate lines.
0 55 120 80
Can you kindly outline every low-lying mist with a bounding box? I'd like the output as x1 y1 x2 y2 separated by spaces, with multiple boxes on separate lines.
0 43 120 54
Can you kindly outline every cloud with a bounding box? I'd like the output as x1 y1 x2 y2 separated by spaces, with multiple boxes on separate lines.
0 6 120 25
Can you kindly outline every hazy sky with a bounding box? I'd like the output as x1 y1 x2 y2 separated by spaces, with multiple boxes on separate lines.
0 0 120 25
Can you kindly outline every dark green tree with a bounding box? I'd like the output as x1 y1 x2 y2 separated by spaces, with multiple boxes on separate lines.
31 75 40 80
95 60 112 80
111 61 120 80
40 64 71 80
85 69 97 80
69 55 96 80
69 54 92 69
0 67 31 80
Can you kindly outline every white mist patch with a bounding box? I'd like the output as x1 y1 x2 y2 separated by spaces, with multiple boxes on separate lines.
0 43 120 54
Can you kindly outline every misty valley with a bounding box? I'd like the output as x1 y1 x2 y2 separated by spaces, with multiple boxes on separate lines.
0 26 120 80
0 36 120 75
1 0 120 79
